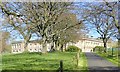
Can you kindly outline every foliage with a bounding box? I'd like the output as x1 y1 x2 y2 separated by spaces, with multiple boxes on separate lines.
66 45 81 52
2 52 88 71
93 46 105 52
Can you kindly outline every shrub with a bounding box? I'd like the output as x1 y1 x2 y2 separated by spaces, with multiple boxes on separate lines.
93 46 105 52
22 51 42 55
66 45 81 52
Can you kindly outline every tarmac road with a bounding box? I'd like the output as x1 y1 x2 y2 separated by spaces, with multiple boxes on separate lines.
85 52 120 72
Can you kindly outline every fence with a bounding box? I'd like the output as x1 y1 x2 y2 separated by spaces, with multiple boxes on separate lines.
107 48 119 57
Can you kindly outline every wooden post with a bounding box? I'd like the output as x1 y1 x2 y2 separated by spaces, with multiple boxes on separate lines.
76 49 80 67
59 60 63 72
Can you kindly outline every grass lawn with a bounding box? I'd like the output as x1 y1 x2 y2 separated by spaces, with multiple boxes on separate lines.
2 52 88 72
96 52 120 67
78 52 88 72
0 54 2 71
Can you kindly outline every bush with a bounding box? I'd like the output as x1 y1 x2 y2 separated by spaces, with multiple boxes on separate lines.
22 51 42 55
93 46 105 52
66 45 81 52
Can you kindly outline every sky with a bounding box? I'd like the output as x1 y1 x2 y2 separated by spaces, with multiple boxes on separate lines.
0 0 118 2
0 1 118 42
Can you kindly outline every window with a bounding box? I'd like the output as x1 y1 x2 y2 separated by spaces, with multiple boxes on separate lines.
19 44 21 47
14 45 16 48
13 50 15 52
15 44 17 47
91 42 92 44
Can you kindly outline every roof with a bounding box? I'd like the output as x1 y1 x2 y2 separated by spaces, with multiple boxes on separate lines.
11 41 24 44
11 39 42 44
80 38 103 43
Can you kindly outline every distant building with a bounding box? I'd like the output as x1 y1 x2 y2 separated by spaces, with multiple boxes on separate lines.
67 38 111 52
11 40 51 53
11 38 112 53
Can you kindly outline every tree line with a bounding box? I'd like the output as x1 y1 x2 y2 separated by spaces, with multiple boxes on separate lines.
0 2 85 53
0 2 119 53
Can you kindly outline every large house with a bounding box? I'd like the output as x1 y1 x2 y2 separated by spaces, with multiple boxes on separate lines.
67 38 111 52
11 40 51 53
11 38 112 53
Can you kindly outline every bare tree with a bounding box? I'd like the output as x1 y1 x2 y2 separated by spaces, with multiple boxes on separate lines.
84 3 117 52
0 31 10 53
55 13 84 51
0 2 84 53
102 2 120 48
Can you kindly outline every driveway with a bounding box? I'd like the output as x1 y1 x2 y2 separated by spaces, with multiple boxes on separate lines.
85 52 120 72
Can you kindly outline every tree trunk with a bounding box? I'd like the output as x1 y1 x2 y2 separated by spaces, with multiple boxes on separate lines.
118 31 120 48
50 41 55 51
56 42 59 51
23 33 31 52
24 40 28 52
57 43 61 51
76 49 80 67
103 39 107 53
118 38 120 48
103 43 107 53
64 44 67 51
118 38 120 56
55 41 58 51
42 37 47 53
117 26 120 56
60 44 64 52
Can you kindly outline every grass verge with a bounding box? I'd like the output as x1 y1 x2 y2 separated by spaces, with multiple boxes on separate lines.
2 52 88 72
78 52 88 72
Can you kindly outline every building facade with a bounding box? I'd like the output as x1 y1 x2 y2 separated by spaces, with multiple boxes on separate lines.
72 38 103 52
67 38 111 52
11 41 51 53
11 38 112 53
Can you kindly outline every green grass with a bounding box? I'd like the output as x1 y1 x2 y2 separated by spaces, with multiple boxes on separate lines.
78 52 88 72
2 52 88 71
96 52 120 67
0 54 2 71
